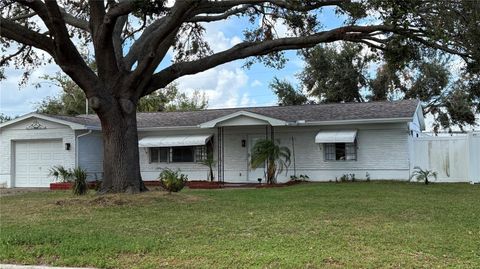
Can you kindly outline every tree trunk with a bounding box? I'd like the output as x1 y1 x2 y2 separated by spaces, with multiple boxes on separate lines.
97 100 147 193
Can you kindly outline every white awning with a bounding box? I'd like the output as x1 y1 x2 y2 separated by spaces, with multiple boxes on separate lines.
315 130 357 143
138 134 213 147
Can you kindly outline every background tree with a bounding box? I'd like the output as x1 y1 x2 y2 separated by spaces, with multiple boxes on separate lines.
2 0 478 193
269 77 308 106
36 77 208 115
299 43 369 103
273 46 479 131
0 113 14 123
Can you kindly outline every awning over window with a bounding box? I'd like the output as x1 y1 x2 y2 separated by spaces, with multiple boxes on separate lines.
138 134 213 147
315 130 357 143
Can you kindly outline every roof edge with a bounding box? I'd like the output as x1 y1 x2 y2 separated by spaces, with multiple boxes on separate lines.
198 110 287 128
298 117 415 126
0 113 87 130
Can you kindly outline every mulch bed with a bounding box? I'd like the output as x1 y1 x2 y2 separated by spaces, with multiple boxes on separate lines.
49 180 305 191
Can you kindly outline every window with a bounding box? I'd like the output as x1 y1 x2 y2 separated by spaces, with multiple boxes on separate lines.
150 147 169 163
172 147 194 162
195 146 208 162
150 146 208 163
324 143 357 161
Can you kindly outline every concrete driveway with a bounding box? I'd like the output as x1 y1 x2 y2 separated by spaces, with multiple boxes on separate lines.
0 188 50 197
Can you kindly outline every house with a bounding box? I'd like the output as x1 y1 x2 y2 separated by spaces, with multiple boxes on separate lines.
0 99 426 188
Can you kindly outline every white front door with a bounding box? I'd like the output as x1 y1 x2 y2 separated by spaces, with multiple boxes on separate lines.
248 135 266 182
14 140 65 187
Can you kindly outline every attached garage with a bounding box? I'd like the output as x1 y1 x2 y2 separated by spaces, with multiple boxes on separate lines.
14 139 66 187
0 114 86 188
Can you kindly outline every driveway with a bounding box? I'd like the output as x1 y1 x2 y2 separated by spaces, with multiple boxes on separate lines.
0 188 50 197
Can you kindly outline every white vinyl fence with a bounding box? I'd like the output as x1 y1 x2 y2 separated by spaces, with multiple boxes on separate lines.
412 132 480 183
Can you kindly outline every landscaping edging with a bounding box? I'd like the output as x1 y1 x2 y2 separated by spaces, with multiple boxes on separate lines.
187 181 223 189
49 182 98 190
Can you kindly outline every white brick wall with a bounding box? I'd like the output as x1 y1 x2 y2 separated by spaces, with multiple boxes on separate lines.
222 123 411 183
0 116 413 187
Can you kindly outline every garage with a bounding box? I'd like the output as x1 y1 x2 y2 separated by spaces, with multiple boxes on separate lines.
14 139 66 187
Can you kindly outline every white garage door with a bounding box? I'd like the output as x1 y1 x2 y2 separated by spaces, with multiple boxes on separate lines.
15 140 66 187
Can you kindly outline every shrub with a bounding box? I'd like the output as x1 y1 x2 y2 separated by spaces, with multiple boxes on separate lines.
72 167 88 195
93 180 102 191
49 165 73 183
159 168 188 193
338 173 356 183
290 174 310 182
410 166 437 185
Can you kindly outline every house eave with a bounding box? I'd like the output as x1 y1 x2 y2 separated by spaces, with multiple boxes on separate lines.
0 113 87 130
198 111 286 128
298 117 414 126
138 126 200 131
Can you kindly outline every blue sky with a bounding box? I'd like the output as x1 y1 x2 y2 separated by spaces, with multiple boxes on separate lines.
0 7 348 117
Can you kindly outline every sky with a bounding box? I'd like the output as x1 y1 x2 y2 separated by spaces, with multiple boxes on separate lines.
1 6 475 131
0 7 348 118
0 15 296 117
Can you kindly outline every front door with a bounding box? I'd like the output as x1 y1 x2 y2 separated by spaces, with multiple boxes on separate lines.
248 135 265 182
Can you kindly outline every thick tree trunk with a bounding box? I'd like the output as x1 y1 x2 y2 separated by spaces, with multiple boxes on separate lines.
97 100 147 193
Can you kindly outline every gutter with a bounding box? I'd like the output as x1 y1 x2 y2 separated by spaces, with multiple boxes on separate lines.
296 117 413 126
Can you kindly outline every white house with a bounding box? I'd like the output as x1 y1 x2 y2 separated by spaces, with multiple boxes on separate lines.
0 99 427 188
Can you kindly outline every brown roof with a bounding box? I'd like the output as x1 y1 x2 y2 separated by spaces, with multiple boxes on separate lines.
48 99 420 129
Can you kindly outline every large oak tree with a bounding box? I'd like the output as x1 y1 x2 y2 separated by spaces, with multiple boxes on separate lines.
1 0 477 193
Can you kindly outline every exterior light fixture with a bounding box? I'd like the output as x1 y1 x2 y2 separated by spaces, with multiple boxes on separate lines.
65 143 71 150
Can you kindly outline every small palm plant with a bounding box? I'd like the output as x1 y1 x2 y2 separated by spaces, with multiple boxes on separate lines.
250 139 291 184
200 153 216 182
49 165 73 183
410 166 438 185
72 167 88 195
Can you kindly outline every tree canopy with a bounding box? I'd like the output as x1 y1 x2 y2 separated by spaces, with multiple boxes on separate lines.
1 0 478 192
272 43 479 131
36 74 208 115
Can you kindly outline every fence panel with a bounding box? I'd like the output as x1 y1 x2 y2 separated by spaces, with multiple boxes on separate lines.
469 133 480 183
412 133 479 183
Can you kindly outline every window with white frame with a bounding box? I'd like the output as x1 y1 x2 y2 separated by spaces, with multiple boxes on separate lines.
324 143 357 161
150 147 169 163
150 146 208 163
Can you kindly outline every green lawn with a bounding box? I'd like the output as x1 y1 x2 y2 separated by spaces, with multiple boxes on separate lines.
1 182 479 268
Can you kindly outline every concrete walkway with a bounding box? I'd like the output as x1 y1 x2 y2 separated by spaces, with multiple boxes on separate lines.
0 265 96 269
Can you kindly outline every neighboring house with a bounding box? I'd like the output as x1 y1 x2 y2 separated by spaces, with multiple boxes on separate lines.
0 100 427 188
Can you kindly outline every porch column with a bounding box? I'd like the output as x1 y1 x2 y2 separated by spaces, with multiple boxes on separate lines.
217 127 224 182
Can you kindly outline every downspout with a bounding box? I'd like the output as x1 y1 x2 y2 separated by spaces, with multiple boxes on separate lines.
75 130 92 168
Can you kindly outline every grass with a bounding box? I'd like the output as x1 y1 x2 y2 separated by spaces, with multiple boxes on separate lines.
1 182 479 268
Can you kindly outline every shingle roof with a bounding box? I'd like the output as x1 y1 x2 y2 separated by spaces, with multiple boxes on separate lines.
47 99 420 129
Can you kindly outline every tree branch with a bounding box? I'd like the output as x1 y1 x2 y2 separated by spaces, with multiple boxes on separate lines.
89 0 119 83
40 1 100 96
0 44 27 66
0 18 54 54
146 24 392 94
188 5 252 22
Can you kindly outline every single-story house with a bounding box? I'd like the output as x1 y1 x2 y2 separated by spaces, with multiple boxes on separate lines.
0 99 425 188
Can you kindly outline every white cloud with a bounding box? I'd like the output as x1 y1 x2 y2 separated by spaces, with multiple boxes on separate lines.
203 30 243 53
1 63 62 116
251 80 263 87
176 64 249 108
